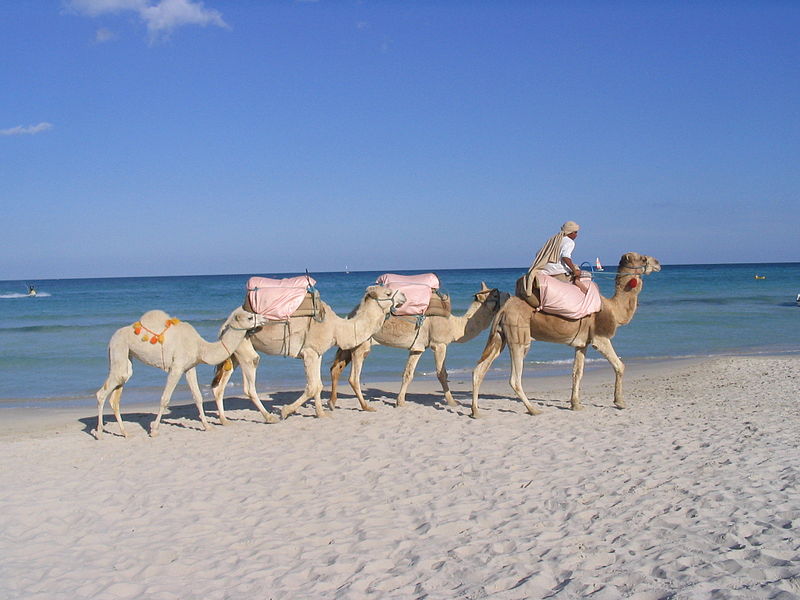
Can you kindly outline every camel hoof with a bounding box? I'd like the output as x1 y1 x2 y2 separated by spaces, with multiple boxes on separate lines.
219 417 230 426
317 410 331 418
361 404 377 412
93 429 103 440
280 406 292 420
527 408 543 416
470 411 481 419
614 401 626 409
264 413 279 424
570 403 584 411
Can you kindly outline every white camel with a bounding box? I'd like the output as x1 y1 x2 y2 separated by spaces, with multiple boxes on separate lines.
472 252 661 417
328 283 508 410
95 307 266 439
210 285 406 421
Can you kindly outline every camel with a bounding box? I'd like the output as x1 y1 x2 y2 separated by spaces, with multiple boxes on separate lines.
95 307 266 439
210 285 406 421
471 252 661 417
328 283 508 410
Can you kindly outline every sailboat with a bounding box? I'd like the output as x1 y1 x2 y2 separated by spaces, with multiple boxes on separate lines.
595 258 604 272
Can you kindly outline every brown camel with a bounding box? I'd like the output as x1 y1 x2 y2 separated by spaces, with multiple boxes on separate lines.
329 283 508 410
471 252 661 417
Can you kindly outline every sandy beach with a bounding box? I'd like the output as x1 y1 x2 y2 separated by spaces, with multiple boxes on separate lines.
1 355 799 599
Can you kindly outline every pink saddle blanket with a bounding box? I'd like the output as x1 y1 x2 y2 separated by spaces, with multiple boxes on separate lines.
246 276 316 321
375 273 440 316
536 273 602 319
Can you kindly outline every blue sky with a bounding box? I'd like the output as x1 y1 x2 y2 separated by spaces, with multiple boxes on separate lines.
2 1 798 279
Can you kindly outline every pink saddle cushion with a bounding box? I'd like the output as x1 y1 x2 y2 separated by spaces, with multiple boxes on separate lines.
536 273 602 319
246 276 316 321
376 273 440 316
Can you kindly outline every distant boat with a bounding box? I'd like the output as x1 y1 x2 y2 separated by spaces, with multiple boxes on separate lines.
595 257 604 271
345 265 350 274
26 284 37 297
754 274 766 280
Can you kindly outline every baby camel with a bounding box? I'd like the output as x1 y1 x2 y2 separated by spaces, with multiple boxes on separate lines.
95 307 265 439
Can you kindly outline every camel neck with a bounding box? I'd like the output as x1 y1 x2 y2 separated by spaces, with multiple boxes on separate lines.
201 327 245 365
452 299 491 343
334 297 385 349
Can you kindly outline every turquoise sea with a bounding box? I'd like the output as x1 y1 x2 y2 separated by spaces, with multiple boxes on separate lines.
1 263 798 409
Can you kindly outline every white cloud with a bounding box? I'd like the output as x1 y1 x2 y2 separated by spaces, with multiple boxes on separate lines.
67 0 227 40
1 123 54 136
95 27 117 43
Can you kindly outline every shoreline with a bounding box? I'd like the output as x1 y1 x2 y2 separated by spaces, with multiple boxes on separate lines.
2 354 799 598
0 354 708 441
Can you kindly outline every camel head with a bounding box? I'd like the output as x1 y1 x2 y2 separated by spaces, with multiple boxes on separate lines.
364 284 407 314
615 252 661 293
474 281 509 310
619 252 661 275
223 307 267 333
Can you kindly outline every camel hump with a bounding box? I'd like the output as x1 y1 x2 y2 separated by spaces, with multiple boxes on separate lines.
138 310 173 329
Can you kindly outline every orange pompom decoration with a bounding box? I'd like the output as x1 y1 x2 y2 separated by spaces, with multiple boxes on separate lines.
134 326 142 335
150 336 159 344
627 278 638 289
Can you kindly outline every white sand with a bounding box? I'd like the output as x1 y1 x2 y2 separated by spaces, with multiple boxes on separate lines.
1 355 799 599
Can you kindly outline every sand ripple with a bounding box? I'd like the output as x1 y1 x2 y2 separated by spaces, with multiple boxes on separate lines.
1 356 799 598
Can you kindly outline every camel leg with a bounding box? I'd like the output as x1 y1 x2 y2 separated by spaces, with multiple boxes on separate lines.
348 344 375 412
281 352 327 419
592 337 626 408
185 367 211 431
150 368 184 437
432 343 457 407
471 331 505 418
397 350 423 407
239 350 278 424
328 348 351 410
508 341 541 415
95 381 121 439
95 352 132 439
570 346 588 410
109 386 127 438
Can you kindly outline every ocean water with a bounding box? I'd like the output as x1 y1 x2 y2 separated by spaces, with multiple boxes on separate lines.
1 263 798 408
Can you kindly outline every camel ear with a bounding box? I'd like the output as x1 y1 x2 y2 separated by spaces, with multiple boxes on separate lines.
620 252 640 267
480 281 489 291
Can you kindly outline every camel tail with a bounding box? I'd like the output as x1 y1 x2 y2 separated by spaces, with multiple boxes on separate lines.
211 357 236 387
478 310 507 363
330 347 352 376
328 347 352 408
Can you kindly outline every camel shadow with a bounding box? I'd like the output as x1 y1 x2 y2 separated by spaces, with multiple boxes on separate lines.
80 401 219 438
464 391 600 414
